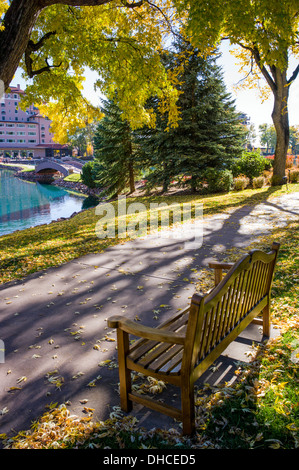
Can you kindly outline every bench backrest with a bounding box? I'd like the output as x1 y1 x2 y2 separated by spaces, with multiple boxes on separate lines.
183 243 280 372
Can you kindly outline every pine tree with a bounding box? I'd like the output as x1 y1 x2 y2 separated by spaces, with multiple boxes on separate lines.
138 39 246 192
92 99 137 197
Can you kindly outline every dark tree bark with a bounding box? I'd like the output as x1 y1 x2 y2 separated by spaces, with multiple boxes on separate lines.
0 0 41 89
128 159 135 193
271 69 290 185
0 0 142 90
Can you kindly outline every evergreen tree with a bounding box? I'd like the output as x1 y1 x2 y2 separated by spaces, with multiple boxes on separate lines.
92 99 137 197
138 39 246 192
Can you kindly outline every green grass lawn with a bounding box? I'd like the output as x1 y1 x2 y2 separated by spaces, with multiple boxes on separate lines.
1 184 298 449
0 162 35 172
63 173 82 182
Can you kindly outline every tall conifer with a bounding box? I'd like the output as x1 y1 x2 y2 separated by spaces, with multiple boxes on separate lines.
138 38 245 191
93 99 137 197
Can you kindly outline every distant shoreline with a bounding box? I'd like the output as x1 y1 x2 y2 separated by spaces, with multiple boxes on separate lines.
0 162 100 198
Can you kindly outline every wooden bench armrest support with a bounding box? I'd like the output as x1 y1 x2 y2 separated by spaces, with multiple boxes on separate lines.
108 315 186 345
208 262 234 286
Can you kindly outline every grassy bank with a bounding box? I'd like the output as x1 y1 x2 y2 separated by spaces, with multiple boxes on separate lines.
1 184 298 285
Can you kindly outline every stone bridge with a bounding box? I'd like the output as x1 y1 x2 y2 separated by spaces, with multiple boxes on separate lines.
35 160 70 177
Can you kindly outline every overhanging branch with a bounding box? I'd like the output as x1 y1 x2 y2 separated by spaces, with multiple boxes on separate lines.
237 41 277 93
24 31 62 78
288 63 299 85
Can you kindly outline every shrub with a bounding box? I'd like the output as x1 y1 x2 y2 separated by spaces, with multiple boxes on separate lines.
252 176 266 188
231 151 267 181
233 175 250 191
264 158 273 171
81 161 96 188
204 168 233 193
289 169 299 183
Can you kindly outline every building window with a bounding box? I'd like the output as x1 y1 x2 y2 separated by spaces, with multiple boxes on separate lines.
6 123 14 127
17 124 25 128
28 139 36 143
7 139 16 143
28 132 36 135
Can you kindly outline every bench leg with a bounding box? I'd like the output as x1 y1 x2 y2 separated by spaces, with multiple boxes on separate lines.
263 304 270 338
181 378 195 435
117 329 133 412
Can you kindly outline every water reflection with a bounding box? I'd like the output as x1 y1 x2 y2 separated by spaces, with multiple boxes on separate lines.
82 195 100 210
0 169 87 236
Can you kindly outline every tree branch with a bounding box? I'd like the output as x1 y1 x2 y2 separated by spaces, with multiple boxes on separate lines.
288 63 299 85
120 0 143 7
237 41 277 93
40 0 133 7
24 31 62 78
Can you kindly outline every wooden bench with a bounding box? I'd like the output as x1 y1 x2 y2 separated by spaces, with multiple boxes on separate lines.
108 242 280 435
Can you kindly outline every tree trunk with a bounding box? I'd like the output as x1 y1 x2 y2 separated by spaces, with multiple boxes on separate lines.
0 0 42 89
0 0 113 90
271 70 290 185
128 160 135 194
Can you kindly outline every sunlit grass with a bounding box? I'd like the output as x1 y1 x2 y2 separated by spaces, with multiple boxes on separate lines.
63 173 82 182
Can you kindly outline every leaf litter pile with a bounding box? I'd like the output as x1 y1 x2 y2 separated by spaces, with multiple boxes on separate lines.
1 188 298 449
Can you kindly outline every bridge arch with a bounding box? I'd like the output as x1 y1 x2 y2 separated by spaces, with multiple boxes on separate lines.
35 160 69 177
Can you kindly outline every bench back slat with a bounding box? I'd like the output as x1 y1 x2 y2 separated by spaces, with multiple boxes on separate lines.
185 244 279 369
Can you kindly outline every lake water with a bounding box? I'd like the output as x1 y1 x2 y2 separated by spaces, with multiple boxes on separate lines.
0 169 87 237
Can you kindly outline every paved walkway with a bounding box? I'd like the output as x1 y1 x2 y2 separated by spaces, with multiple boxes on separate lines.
0 190 298 439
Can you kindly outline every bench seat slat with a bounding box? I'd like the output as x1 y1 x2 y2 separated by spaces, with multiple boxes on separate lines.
147 344 184 373
129 314 188 362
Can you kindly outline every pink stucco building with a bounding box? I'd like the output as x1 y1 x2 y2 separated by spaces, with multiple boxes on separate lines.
0 84 68 159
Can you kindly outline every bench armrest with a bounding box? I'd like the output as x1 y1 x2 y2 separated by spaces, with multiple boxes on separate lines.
209 262 234 286
108 315 185 345
208 262 234 270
